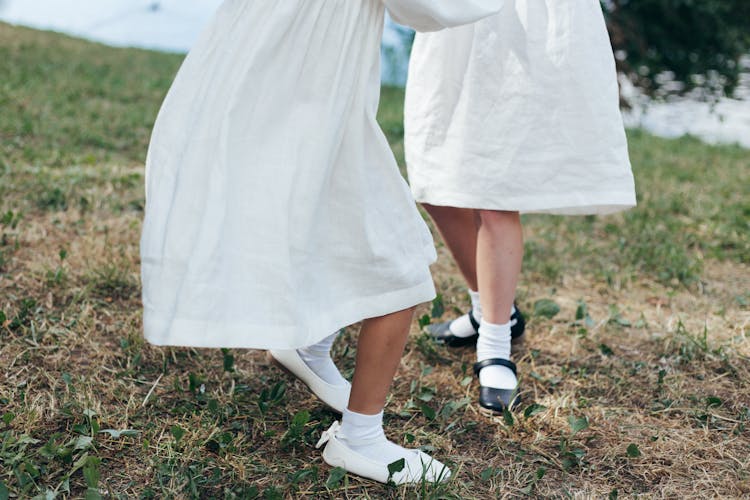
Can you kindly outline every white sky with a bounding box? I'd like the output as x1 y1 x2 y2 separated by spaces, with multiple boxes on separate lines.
0 0 224 52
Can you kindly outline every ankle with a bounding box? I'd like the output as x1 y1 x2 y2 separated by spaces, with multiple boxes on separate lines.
340 408 385 445
477 319 512 362
468 289 483 320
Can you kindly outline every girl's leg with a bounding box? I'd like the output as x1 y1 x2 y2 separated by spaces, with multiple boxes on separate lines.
269 306 419 415
323 307 450 483
475 209 523 390
422 204 479 290
422 204 483 338
476 210 522 323
347 307 415 413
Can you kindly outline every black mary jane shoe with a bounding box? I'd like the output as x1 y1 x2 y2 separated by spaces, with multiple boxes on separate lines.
473 358 520 412
426 303 526 348
426 310 481 347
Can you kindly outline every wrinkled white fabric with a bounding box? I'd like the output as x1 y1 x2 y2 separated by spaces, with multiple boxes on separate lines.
141 0 496 350
405 0 637 214
384 0 504 32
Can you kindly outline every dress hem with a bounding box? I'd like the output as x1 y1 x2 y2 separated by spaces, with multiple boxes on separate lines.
143 276 437 350
411 185 637 215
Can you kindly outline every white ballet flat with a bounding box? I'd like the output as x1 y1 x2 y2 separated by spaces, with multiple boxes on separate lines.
267 349 351 413
316 422 452 485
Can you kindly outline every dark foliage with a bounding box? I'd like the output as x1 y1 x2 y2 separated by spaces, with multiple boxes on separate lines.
604 0 750 98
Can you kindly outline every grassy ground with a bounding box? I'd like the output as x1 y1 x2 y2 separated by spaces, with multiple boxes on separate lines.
1 23 749 499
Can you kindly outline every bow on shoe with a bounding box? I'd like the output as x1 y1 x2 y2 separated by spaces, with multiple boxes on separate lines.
316 421 341 449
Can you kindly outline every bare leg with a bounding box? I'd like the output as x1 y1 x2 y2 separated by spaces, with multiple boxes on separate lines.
423 204 480 291
476 210 523 323
319 306 451 483
347 307 415 414
269 309 414 414
472 210 523 401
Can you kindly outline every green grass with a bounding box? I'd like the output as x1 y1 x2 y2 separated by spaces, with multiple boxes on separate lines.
1 22 749 499
0 24 181 169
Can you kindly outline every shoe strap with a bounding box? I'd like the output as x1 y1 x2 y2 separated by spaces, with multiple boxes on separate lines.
467 310 480 332
315 421 341 449
510 302 521 323
473 358 517 376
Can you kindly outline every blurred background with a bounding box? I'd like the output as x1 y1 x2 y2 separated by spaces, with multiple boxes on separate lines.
0 0 748 146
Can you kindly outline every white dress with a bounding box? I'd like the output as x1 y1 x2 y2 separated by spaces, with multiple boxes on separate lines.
140 0 504 350
405 0 637 215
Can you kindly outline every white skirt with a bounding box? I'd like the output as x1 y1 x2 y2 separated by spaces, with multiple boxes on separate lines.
140 0 504 350
405 0 637 215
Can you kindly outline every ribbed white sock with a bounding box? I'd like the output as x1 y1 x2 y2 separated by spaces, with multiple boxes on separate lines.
297 332 348 386
448 289 483 338
339 408 409 464
476 319 517 390
469 289 483 319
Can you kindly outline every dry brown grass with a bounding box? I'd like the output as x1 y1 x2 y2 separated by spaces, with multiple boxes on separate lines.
1 22 749 499
2 159 748 498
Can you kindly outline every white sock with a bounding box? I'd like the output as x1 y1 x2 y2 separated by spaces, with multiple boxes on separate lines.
448 289 483 338
476 319 517 390
297 332 348 386
469 289 482 319
339 408 410 465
